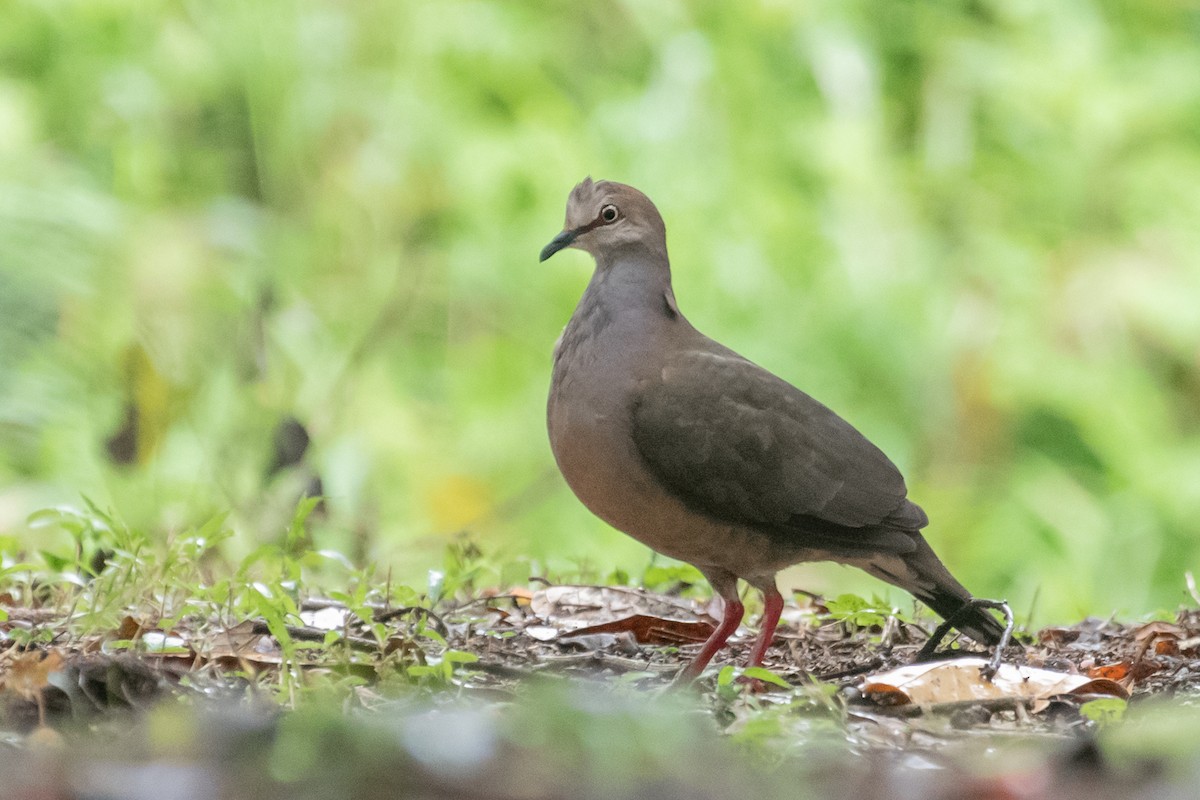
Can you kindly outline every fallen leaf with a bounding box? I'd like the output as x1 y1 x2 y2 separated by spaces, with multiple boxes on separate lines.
862 658 1129 707
523 626 559 642
4 650 65 700
300 605 350 631
530 585 711 631
1038 627 1081 646
141 631 190 654
1088 662 1129 682
1176 635 1200 654
566 614 714 645
1132 621 1186 659
204 620 284 666
116 616 143 641
1133 621 1185 643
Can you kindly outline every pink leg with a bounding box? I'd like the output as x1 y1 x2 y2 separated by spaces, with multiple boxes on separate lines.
678 596 744 681
746 586 784 667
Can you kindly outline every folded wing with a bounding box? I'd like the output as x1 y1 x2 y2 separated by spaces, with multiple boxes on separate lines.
632 347 927 539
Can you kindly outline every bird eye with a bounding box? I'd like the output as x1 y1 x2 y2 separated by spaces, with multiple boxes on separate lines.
600 204 619 223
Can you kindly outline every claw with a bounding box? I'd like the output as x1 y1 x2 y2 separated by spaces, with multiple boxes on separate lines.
917 598 1016 681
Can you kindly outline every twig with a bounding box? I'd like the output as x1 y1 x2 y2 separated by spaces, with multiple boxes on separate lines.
374 606 449 637
813 657 886 682
297 598 450 637
249 620 379 651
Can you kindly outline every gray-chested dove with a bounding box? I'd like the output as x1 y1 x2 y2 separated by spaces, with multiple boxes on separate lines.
540 177 1005 679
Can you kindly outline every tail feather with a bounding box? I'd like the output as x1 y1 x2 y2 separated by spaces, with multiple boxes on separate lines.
861 535 1005 646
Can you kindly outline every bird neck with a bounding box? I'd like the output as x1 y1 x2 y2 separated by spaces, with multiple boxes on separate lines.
587 245 679 322
554 246 688 386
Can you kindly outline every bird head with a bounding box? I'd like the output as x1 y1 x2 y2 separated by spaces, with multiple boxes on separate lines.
539 178 667 262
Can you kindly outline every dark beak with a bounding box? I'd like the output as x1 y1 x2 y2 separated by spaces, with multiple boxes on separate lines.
539 229 578 262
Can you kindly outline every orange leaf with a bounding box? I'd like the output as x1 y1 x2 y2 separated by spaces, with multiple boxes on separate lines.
1087 662 1129 681
569 614 715 645
4 650 64 700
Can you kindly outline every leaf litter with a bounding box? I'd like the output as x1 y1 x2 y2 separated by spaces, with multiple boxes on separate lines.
1 582 1199 798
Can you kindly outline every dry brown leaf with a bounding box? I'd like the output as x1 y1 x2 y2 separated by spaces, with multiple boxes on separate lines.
1132 621 1186 659
116 615 142 641
205 621 284 666
862 657 1129 707
1133 621 1185 643
567 614 714 645
1038 627 1081 646
530 585 710 631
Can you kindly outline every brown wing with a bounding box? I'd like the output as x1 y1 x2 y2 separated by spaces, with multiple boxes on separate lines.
632 347 926 534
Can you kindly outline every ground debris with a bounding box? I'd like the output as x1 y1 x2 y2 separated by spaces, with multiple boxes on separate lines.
861 657 1128 708
0 585 1197 737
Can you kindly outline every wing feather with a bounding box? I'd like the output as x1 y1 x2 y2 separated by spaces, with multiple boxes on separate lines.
632 348 921 533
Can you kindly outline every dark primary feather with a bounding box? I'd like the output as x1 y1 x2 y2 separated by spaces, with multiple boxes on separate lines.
632 345 927 546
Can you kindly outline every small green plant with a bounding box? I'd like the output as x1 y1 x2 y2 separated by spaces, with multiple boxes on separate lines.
740 666 791 689
1080 697 1128 728
406 648 480 685
824 593 912 631
641 563 707 595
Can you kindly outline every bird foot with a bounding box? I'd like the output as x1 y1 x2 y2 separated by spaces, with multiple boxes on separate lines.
917 598 1016 681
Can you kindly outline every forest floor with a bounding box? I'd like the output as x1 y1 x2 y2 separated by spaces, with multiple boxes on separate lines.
1 580 1199 799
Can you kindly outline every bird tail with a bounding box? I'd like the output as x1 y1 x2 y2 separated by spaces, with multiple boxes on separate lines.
862 535 1005 646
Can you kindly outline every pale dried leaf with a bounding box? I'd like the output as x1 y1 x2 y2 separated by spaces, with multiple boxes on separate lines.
300 605 350 631
862 657 1129 706
523 626 559 642
205 620 284 665
530 585 709 630
1133 621 1185 643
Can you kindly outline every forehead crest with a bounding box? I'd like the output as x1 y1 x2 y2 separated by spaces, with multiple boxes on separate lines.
567 176 599 211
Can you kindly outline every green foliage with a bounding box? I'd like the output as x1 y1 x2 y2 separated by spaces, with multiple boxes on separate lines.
3 498 500 703
1 0 1199 624
1081 697 1128 729
712 668 848 763
1101 698 1200 768
405 649 480 686
641 563 707 594
824 593 914 631
740 666 792 689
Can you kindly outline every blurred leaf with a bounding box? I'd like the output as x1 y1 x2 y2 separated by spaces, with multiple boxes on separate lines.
104 344 179 467
741 666 791 689
1081 697 1128 728
425 475 491 533
1014 407 1107 487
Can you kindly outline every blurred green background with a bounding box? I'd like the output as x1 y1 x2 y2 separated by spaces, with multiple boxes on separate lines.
1 0 1198 625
